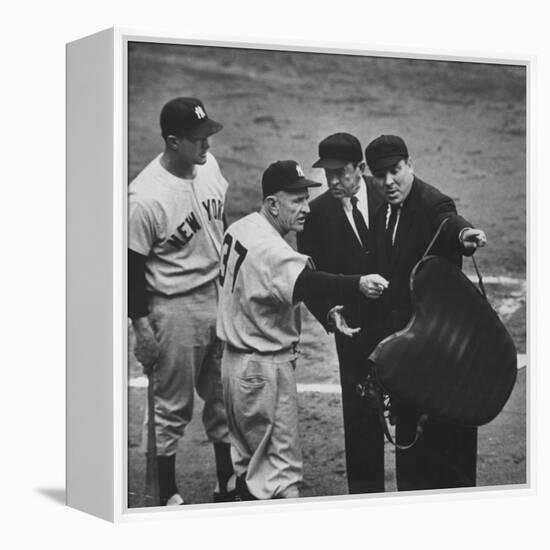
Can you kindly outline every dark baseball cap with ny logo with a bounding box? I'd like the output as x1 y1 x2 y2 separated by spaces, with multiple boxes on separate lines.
262 160 322 198
160 97 223 140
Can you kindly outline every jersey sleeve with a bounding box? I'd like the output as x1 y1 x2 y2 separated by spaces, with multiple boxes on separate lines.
128 200 156 256
128 249 149 319
266 245 310 306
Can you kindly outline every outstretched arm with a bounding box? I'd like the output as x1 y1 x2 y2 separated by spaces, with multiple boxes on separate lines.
293 267 388 334
430 195 487 256
292 266 359 306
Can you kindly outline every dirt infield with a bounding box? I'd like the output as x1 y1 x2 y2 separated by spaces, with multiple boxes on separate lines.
127 43 527 508
128 368 526 507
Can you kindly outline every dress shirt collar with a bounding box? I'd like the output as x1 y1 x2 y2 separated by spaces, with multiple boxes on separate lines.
341 177 367 211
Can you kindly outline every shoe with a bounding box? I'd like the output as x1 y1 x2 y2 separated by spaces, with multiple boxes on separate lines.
164 493 185 506
236 476 258 501
213 487 241 503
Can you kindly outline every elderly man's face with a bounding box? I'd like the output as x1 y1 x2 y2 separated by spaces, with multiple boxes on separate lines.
276 188 311 233
324 162 363 199
372 158 414 205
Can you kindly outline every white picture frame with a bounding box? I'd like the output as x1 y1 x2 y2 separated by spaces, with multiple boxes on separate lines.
66 27 531 522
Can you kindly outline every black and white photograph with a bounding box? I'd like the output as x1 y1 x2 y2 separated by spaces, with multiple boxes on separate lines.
9 0 550 545
126 40 527 508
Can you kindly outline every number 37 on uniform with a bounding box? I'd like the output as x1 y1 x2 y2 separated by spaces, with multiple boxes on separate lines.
219 233 248 292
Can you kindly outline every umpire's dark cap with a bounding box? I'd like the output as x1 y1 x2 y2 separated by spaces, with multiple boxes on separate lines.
262 160 322 198
365 135 409 173
312 133 363 169
160 97 223 140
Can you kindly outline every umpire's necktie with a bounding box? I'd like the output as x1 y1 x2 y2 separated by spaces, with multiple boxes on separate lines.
385 203 401 258
350 196 369 250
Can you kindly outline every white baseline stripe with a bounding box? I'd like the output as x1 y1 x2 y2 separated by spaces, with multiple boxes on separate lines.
466 274 524 286
129 354 527 392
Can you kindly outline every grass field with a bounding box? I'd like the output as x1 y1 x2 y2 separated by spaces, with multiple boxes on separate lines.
127 42 527 507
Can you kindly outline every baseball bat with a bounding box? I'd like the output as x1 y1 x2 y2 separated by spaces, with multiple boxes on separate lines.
144 370 161 506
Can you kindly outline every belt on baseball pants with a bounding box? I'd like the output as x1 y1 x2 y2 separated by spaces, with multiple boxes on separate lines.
225 343 299 363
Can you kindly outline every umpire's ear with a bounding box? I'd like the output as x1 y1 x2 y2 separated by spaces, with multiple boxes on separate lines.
358 161 366 174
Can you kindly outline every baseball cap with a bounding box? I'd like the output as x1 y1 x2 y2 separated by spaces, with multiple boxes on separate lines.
365 135 409 174
160 97 223 140
262 160 322 198
312 133 363 169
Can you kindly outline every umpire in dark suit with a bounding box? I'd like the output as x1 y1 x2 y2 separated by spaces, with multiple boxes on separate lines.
297 133 387 494
365 134 487 490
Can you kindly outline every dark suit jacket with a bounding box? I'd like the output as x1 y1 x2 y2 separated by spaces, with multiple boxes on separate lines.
371 176 473 341
297 176 384 330
371 176 479 490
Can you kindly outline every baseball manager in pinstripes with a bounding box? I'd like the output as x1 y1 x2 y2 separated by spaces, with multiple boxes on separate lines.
128 97 236 505
217 160 389 500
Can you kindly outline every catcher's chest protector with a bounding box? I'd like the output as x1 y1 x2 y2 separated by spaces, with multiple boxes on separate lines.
369 255 517 427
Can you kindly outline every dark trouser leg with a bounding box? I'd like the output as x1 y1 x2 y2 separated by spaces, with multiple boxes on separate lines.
157 454 179 504
236 476 258 501
213 442 234 491
336 335 385 494
395 404 477 491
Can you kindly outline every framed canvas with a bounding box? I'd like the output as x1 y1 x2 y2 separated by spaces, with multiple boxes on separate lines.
66 28 531 522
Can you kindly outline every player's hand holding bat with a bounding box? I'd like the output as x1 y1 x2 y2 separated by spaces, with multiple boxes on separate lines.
132 317 160 374
359 274 389 299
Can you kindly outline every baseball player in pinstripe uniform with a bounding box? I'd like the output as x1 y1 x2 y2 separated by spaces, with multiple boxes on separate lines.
217 160 388 499
128 97 236 505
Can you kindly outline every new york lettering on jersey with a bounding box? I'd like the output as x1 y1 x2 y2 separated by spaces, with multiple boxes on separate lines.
166 197 224 249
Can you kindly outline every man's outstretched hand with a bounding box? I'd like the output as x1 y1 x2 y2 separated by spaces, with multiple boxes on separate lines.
460 228 488 250
328 305 361 337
